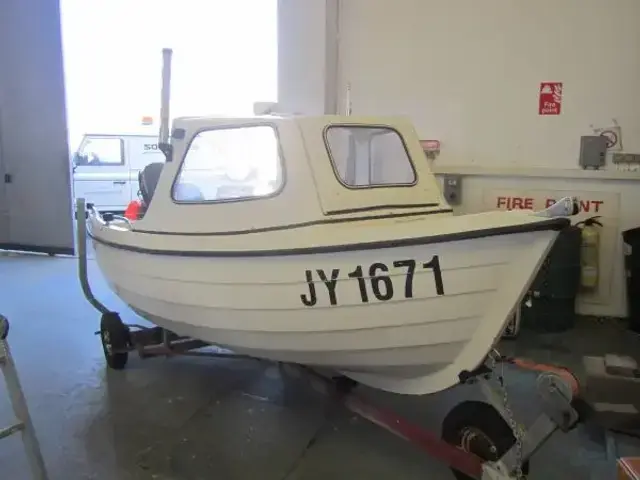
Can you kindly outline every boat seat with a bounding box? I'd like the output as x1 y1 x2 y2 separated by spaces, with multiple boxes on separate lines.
139 162 164 206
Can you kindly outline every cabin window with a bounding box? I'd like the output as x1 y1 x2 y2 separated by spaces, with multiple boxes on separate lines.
74 137 124 166
324 126 416 187
172 125 283 203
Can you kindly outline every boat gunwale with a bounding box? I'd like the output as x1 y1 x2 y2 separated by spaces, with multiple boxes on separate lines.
88 214 570 258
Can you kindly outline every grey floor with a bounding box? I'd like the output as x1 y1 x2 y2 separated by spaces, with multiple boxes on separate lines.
1 251 639 480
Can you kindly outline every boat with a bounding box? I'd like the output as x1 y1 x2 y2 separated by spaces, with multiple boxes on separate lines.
87 110 580 395
86 52 579 397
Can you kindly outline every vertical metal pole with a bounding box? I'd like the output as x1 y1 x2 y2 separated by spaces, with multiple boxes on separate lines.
158 48 173 145
0 316 49 480
75 198 109 314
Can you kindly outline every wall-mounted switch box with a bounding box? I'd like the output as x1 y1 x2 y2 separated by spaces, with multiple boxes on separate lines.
579 135 607 169
443 174 462 205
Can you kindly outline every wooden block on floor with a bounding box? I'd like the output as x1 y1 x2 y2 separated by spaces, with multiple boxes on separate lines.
618 457 640 480
592 403 640 437
583 356 640 404
605 354 639 377
583 355 640 437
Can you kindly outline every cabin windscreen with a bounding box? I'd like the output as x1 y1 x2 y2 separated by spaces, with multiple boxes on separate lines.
171 125 283 203
324 126 417 188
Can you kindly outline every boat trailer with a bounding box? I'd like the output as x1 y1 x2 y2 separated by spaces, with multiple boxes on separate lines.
77 198 583 480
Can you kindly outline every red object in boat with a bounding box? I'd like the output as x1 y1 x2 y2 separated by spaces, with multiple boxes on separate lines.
124 200 142 220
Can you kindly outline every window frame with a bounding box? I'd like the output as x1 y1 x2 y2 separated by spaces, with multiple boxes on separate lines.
170 122 287 205
322 124 418 190
76 136 125 167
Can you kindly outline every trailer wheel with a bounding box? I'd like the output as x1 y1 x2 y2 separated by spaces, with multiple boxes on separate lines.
100 312 130 370
442 400 530 480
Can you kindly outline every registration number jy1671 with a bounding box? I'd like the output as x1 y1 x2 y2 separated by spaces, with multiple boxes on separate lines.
300 255 444 307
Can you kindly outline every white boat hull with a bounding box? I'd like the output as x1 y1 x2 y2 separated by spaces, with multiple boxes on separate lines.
93 228 559 395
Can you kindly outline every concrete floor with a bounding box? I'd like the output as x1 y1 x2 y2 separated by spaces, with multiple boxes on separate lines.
1 251 639 480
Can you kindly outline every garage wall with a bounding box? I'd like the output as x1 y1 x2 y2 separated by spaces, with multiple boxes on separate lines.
336 0 640 169
0 0 74 254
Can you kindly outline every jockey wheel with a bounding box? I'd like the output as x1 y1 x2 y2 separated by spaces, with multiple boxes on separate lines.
442 400 530 480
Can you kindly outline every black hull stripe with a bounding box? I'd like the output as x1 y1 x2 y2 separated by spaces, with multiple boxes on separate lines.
325 203 440 215
133 208 454 236
89 217 570 258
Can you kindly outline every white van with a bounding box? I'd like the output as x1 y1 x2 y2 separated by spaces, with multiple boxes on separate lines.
72 133 165 213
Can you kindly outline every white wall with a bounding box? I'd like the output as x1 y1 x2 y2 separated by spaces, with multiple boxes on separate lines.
336 0 640 169
277 0 640 317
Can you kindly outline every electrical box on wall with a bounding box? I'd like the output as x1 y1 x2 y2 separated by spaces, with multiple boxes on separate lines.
579 135 607 169
443 174 462 205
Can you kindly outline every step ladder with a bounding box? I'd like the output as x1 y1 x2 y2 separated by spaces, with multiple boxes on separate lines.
0 314 49 480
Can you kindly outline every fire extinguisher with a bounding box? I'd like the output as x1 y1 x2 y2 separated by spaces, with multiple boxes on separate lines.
576 216 603 290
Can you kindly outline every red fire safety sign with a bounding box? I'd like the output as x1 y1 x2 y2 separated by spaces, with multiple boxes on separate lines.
538 82 563 115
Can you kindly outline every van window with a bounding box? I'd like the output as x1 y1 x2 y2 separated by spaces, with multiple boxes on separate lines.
172 125 283 203
324 126 416 187
75 137 124 166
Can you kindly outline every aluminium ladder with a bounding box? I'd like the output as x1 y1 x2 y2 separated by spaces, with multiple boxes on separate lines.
0 314 49 480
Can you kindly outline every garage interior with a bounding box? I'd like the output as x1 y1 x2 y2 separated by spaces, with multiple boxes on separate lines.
2 1 640 479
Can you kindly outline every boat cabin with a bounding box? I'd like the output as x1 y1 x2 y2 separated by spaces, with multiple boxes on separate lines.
133 115 451 234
